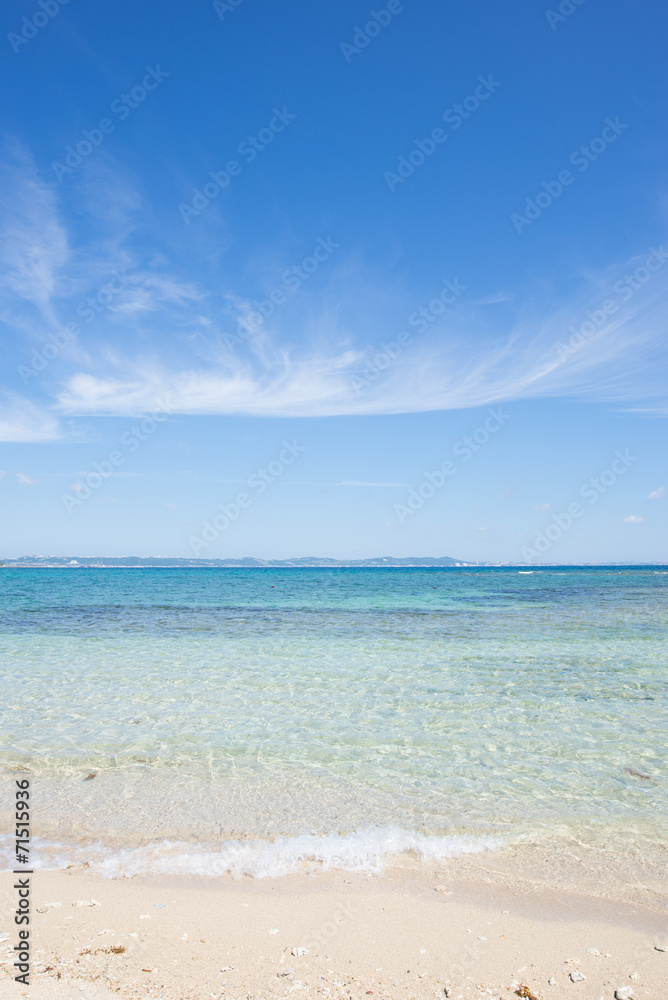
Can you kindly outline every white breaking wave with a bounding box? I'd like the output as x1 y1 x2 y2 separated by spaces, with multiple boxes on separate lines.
0 827 503 879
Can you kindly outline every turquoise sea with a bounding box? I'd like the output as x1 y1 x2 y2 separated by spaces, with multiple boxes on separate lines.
1 567 666 879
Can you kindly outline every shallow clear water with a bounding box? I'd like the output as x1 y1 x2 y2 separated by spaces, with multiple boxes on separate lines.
1 567 666 877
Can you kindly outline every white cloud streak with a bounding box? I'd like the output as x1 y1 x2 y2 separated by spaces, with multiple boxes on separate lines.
0 139 69 326
1 147 667 433
55 268 668 418
0 393 62 443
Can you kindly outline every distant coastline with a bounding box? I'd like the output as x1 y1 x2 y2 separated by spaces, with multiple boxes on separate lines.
1 555 470 568
1 556 665 568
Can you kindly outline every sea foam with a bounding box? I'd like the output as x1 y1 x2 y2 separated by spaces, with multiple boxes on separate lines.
0 827 502 879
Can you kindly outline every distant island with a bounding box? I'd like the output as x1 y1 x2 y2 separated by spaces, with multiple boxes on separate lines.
1 555 474 568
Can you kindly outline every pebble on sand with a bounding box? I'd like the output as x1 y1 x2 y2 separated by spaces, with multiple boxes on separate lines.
614 989 634 1000
515 986 539 1000
569 970 586 982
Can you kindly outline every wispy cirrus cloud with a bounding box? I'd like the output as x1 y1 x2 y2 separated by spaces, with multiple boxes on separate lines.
1 146 668 433
0 145 207 347
54 263 668 418
0 392 62 443
50 214 668 419
0 139 69 326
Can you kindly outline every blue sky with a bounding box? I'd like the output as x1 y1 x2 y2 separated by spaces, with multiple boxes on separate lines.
0 0 666 561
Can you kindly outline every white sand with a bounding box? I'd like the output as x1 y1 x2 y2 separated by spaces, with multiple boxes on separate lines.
1 855 666 1000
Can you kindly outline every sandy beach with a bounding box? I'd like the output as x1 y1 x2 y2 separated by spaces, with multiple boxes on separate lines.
2 849 666 1000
